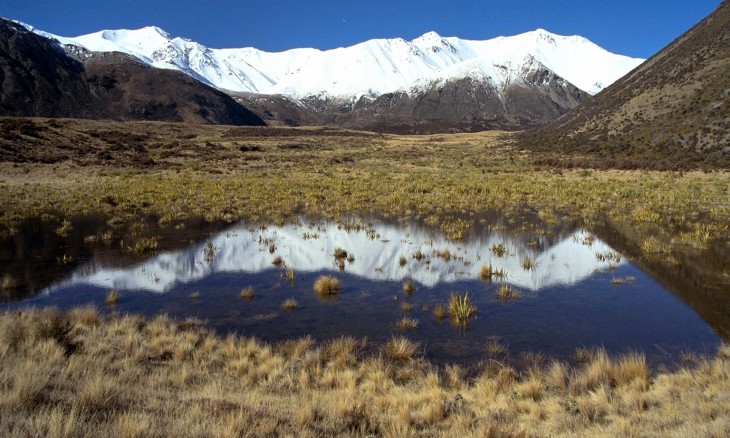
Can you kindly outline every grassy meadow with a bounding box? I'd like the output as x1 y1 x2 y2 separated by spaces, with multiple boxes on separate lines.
1 307 728 437
1 118 729 436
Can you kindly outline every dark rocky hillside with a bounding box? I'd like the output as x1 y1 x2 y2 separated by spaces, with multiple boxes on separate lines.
519 1 730 169
0 19 265 126
235 68 588 134
0 19 101 117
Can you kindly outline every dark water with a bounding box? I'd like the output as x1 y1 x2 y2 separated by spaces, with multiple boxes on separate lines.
0 213 723 367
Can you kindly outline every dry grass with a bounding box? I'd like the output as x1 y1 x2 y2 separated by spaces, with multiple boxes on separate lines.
479 263 493 281
433 304 446 320
396 317 419 330
497 283 522 303
239 286 254 300
1 274 15 291
281 298 299 310
448 292 477 326
313 275 341 296
402 279 415 296
0 308 727 437
105 290 120 306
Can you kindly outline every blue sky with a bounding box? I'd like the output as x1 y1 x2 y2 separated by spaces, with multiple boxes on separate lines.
1 1 720 58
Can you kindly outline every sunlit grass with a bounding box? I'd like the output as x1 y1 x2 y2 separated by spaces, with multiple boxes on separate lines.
313 275 340 296
402 279 415 296
448 292 476 326
396 317 419 330
127 236 159 255
433 304 446 320
491 243 507 257
105 290 120 306
382 336 419 362
479 264 493 281
54 219 72 237
0 307 727 437
521 257 535 271
239 286 254 300
282 298 299 310
497 283 521 303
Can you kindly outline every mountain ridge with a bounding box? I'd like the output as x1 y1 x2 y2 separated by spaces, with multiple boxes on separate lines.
6 18 646 133
21 22 643 100
0 19 266 126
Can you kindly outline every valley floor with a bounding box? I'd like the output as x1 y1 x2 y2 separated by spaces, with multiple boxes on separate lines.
1 118 729 436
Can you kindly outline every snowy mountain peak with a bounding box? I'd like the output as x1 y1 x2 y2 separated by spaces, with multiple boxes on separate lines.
24 22 644 99
412 30 444 44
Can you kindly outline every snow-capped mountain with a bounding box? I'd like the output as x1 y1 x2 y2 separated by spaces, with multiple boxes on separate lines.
24 23 643 99
11 20 645 132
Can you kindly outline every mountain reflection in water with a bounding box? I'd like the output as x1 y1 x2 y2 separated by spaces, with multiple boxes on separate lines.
3 215 721 366
45 220 623 294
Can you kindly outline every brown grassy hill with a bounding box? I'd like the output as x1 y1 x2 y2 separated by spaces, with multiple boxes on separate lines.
0 19 265 126
519 1 730 169
81 51 266 125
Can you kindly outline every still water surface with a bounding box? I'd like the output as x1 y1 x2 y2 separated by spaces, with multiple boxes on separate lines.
0 213 722 366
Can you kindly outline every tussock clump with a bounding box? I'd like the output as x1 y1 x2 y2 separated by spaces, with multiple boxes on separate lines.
448 292 476 326
479 264 493 281
433 304 446 320
106 290 120 305
402 279 415 296
240 286 254 300
333 247 348 260
282 298 299 310
383 336 418 362
314 275 341 296
396 317 419 330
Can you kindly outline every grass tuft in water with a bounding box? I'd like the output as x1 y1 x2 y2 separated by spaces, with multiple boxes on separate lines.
314 275 341 296
282 298 299 310
491 243 507 257
106 290 120 306
449 292 476 326
54 219 73 237
497 283 521 303
1 273 16 290
240 286 254 300
127 236 159 255
402 279 415 296
333 248 348 260
433 304 446 320
521 257 536 271
479 263 493 281
396 317 419 330
285 267 295 284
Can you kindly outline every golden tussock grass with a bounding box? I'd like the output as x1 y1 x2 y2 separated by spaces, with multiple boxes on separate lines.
281 298 299 310
448 292 477 326
105 289 120 306
0 308 728 437
239 286 254 300
396 317 419 330
313 275 341 296
402 279 415 296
